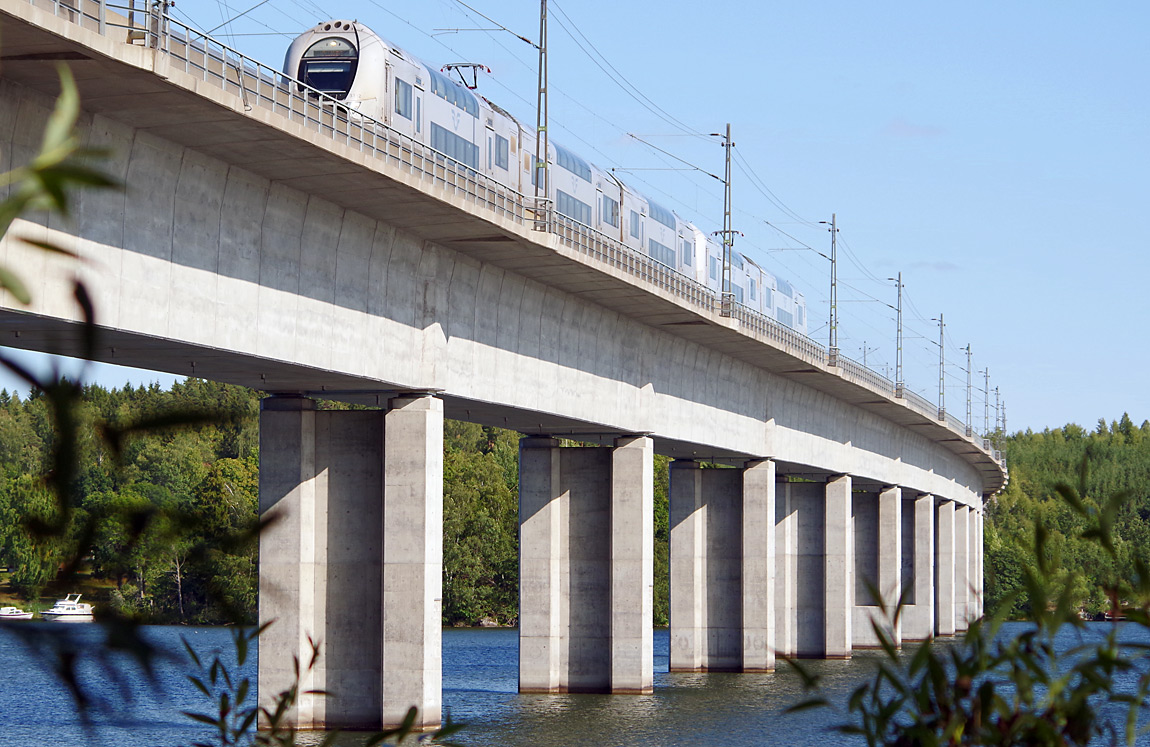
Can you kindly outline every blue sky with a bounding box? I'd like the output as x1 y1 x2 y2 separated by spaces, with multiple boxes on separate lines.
3 0 1147 434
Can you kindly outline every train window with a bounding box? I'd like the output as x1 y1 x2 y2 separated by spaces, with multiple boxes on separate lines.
496 136 509 169
555 144 591 182
796 304 805 328
416 97 421 133
630 211 641 239
777 307 795 328
731 252 745 270
430 122 479 168
763 285 773 309
428 68 479 117
648 239 676 268
299 37 358 100
602 195 619 227
395 78 412 119
709 256 718 281
681 239 692 266
556 190 593 226
732 284 744 304
776 278 793 298
749 278 756 300
648 201 675 230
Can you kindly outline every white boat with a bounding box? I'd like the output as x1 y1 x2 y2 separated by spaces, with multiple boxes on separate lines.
0 606 33 621
41 594 94 622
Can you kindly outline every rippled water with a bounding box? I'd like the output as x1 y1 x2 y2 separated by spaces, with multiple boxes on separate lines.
0 622 1141 746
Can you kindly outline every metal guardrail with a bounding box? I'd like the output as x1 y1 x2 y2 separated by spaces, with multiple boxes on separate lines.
548 211 717 313
17 0 1000 462
838 354 896 396
727 302 826 367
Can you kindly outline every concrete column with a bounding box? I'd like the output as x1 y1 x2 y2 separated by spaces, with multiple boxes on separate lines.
742 459 776 672
976 510 984 618
903 494 936 640
955 505 970 631
793 481 826 657
382 394 443 729
518 437 564 694
518 436 652 694
775 480 799 658
668 462 741 673
258 396 404 730
825 475 853 658
611 435 654 694
935 500 956 636
877 486 902 646
669 460 705 671
850 491 879 647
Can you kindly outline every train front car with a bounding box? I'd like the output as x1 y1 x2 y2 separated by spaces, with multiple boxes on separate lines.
284 21 389 121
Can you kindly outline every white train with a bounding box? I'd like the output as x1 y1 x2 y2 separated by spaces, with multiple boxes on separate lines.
284 21 807 334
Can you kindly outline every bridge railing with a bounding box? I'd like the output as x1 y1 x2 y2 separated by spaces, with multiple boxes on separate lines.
837 354 897 396
17 0 1000 461
548 211 717 314
725 301 826 367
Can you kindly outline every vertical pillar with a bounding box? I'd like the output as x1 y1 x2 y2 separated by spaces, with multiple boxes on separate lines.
935 500 956 636
850 491 879 647
382 394 443 729
518 437 563 694
877 486 902 647
976 509 984 618
903 494 935 640
955 505 970 631
259 396 324 729
518 436 652 694
742 459 776 672
668 461 742 672
825 474 853 658
611 435 654 694
259 395 436 730
775 479 798 657
669 460 704 671
793 481 826 657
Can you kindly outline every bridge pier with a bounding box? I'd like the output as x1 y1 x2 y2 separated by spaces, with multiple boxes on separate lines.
258 394 442 731
668 459 775 673
975 510 984 618
852 486 902 648
902 494 936 640
935 499 957 636
825 475 854 658
956 505 971 630
518 435 654 694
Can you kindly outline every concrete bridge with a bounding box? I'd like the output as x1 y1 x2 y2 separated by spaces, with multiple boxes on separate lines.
0 0 1004 731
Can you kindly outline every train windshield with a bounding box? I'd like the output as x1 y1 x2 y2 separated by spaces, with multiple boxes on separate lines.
298 37 357 99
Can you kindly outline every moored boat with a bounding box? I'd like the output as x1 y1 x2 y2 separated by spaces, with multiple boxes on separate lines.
41 594 94 622
0 606 33 620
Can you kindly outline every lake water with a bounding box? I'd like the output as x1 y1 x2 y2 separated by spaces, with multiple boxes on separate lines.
0 623 1141 746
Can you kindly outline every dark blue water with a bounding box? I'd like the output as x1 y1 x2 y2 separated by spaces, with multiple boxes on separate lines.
0 623 1142 746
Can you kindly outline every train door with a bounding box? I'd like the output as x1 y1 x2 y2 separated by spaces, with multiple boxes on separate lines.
390 64 417 139
414 83 423 139
486 125 495 175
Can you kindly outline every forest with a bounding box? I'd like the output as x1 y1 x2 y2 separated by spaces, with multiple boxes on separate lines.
0 376 1146 625
984 414 1150 617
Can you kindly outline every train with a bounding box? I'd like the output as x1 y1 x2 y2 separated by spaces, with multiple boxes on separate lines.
284 20 808 334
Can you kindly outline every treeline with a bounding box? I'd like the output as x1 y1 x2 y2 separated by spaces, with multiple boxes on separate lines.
986 414 1150 616
0 380 674 626
0 379 261 623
